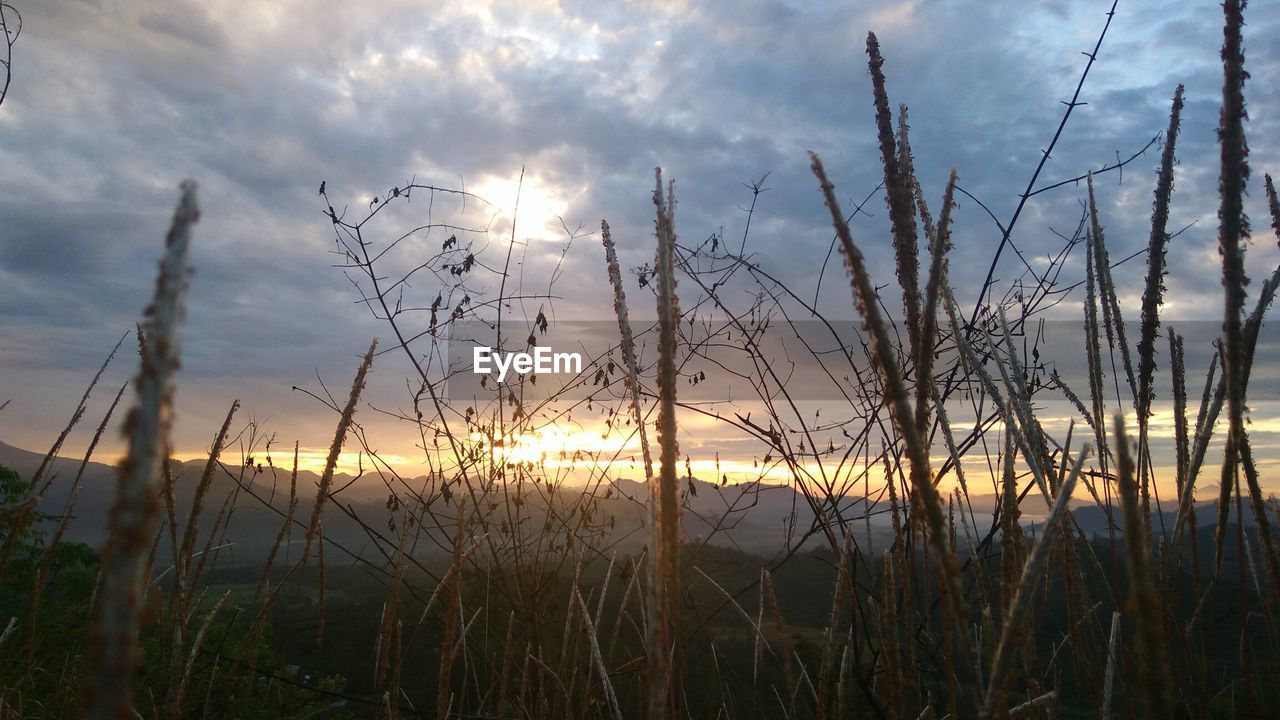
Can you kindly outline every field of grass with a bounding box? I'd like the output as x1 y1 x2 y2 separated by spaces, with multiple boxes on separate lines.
3 1 1280 718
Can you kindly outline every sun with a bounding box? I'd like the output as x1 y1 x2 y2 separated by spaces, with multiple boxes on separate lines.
469 173 579 243
470 423 640 468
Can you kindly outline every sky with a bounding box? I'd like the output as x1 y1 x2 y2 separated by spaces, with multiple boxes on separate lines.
2 0 1279 492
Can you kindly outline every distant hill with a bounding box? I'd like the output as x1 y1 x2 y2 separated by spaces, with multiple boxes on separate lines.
1070 497 1256 538
18 439 1242 564
0 439 381 562
3 440 890 562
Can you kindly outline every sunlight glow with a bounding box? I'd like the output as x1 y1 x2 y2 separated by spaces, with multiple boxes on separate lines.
470 173 577 243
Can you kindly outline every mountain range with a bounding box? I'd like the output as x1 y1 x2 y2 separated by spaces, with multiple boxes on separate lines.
1 440 1250 565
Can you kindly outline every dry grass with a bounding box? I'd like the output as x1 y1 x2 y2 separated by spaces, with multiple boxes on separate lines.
3 2 1279 719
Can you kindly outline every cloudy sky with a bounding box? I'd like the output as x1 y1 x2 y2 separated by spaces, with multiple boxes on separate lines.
2 0 1279 484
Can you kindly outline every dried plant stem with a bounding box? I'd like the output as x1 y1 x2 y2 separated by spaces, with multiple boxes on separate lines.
156 400 236 712
1174 354 1224 543
944 295 1051 505
810 152 973 712
0 333 127 574
252 442 299 608
575 589 624 720
1100 610 1120 719
1087 174 1137 413
1214 0 1251 574
1083 230 1110 481
652 168 682 719
601 218 662 709
437 503 466 719
900 106 935 242
83 181 200 720
167 591 231 719
1007 691 1056 719
867 33 921 355
33 332 127 493
1136 85 1185 421
1169 328 1198 569
915 168 958 439
236 340 376 684
1115 414 1175 716
305 338 377 561
25 381 127 661
1267 174 1280 244
177 401 238 588
981 446 1090 718
1134 86 1184 539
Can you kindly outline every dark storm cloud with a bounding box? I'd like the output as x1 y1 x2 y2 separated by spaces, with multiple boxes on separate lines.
0 204 118 276
1 0 1277 456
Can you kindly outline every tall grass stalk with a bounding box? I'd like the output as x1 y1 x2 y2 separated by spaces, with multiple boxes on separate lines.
981 445 1090 718
915 168 958 439
1115 414 1175 716
866 33 921 356
810 152 974 712
235 340 376 684
25 381 128 662
83 181 200 720
1213 0 1250 575
652 168 683 718
601 218 663 712
1083 221 1110 485
31 331 127 493
1136 86 1185 422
